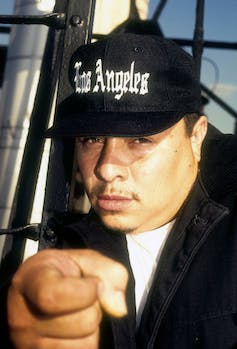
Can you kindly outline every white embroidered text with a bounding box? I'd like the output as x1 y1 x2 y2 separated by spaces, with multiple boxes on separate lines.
74 59 150 100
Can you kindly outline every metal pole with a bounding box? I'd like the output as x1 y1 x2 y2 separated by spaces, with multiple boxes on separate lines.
129 0 140 19
152 0 168 22
0 26 61 279
0 14 65 28
192 0 205 80
171 38 237 51
0 0 57 267
42 0 97 222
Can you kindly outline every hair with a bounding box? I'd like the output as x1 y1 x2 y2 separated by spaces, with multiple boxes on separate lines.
183 113 201 136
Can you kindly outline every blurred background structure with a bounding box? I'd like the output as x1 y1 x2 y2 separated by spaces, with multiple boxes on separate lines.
0 0 236 265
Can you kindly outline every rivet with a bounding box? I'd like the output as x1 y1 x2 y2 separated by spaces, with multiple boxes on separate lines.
70 16 84 27
43 228 57 243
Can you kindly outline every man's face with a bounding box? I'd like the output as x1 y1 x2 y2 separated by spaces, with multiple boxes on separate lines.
76 117 207 234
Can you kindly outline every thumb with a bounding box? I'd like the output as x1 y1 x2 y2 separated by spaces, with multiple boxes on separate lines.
66 249 128 317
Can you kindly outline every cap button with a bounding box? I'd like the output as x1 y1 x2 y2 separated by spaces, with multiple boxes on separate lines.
133 47 140 53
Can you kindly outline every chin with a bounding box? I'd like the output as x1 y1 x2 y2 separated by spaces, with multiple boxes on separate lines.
99 214 136 234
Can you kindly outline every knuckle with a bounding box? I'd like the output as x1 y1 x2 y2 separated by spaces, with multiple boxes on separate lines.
35 286 56 313
111 261 128 281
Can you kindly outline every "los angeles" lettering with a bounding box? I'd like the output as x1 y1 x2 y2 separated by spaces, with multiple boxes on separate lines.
74 59 150 100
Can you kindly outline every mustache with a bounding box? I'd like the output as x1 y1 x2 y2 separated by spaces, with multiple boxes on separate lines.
89 186 140 201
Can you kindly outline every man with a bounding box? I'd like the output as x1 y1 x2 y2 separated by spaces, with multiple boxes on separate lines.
3 33 237 348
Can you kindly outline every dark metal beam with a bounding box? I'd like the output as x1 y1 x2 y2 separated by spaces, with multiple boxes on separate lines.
0 1 69 285
0 13 66 29
173 38 237 50
0 45 7 87
193 0 205 80
0 26 10 34
129 0 140 19
42 0 96 218
152 0 168 21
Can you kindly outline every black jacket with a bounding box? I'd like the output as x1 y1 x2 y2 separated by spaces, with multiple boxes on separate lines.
2 125 237 348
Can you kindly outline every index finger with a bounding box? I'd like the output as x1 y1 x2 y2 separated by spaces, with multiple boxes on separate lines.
10 249 128 317
66 249 129 316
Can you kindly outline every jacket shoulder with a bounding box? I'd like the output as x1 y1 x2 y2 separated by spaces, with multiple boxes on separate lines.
201 124 237 200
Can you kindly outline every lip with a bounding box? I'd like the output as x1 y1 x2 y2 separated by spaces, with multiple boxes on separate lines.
97 195 133 211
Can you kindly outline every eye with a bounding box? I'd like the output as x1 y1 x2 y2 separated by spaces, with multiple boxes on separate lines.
133 137 152 144
77 137 105 144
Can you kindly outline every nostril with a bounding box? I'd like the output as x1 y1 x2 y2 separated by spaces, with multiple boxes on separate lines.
95 162 128 183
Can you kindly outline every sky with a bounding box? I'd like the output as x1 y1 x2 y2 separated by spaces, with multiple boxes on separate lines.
148 0 237 134
0 0 237 133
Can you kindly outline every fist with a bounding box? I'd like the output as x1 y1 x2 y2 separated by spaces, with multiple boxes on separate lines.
7 249 128 349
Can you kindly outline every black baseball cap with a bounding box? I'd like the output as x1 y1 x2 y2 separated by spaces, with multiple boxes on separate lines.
46 33 201 138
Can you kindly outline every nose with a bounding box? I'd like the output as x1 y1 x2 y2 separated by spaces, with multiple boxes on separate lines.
95 138 129 183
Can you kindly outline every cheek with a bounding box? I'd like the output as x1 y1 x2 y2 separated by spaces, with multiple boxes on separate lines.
77 155 95 188
132 154 168 189
140 149 176 174
133 145 193 191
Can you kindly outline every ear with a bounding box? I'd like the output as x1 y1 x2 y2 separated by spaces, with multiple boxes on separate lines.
190 115 208 162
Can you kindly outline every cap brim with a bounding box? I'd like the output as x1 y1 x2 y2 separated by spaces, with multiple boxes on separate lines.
45 111 186 138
